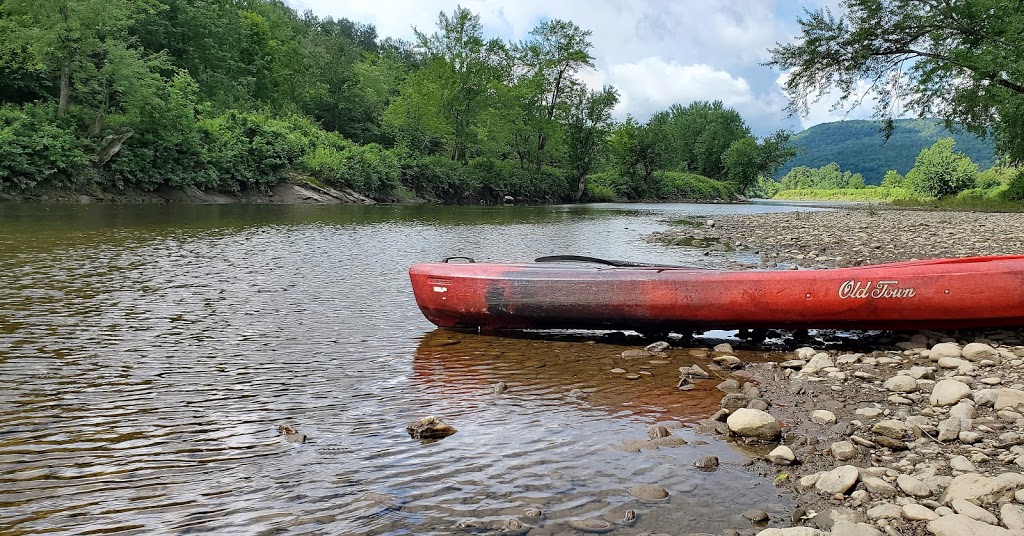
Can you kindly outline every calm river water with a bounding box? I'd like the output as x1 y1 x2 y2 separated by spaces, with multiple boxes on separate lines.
0 202 823 535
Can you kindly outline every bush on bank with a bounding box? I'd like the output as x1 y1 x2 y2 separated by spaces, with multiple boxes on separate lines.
584 171 736 202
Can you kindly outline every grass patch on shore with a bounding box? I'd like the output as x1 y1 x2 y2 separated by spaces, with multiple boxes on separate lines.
891 196 1024 212
773 187 912 202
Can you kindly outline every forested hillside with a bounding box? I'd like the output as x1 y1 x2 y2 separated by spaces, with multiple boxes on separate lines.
0 0 784 203
777 119 996 184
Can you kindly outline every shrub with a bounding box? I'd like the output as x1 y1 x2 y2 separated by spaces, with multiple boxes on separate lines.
1004 171 1024 202
198 110 308 192
400 155 474 202
0 103 92 192
906 138 978 197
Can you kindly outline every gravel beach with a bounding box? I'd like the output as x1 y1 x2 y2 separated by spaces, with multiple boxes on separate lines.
650 207 1024 536
651 208 1024 270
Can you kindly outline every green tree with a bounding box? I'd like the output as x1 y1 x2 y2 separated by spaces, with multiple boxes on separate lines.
412 7 505 163
723 131 797 194
768 0 1024 163
564 83 618 201
519 19 595 173
881 170 904 188
0 0 162 117
905 138 978 197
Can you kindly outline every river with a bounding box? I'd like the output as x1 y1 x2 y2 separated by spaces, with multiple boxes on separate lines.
0 201 825 535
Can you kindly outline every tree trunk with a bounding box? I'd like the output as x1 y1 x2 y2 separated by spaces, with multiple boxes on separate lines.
59 57 71 117
58 2 71 117
574 174 585 202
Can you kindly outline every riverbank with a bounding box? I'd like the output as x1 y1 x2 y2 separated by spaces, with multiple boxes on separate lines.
650 207 1024 535
0 177 379 205
651 207 1024 270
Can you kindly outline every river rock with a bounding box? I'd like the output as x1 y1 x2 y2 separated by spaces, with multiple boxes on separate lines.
950 498 999 525
929 342 962 360
648 425 670 439
810 409 837 424
897 474 932 497
567 518 613 533
1001 503 1024 530
727 408 782 440
937 356 973 370
767 445 796 465
628 484 669 501
871 419 908 439
831 521 883 536
831 441 858 461
406 416 457 439
930 379 972 406
883 375 919 393
950 455 977 472
975 388 1001 407
712 354 744 369
861 475 897 497
942 473 1017 504
928 513 1017 536
995 388 1024 412
902 503 940 521
754 528 827 536
713 342 733 353
814 465 860 495
937 416 962 442
962 342 999 362
795 347 819 360
645 341 671 353
744 509 770 522
802 353 834 373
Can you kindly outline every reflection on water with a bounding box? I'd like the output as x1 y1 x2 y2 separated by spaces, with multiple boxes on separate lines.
0 202 818 535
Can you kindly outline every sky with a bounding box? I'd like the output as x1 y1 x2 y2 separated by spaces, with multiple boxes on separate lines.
287 0 873 136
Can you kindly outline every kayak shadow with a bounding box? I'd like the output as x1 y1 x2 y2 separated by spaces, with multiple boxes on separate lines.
411 329 775 424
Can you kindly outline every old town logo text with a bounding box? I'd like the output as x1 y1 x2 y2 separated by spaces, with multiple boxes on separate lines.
838 280 917 299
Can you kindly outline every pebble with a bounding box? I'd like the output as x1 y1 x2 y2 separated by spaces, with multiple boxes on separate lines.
628 484 669 501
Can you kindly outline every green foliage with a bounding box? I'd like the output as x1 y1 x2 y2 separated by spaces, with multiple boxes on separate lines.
1005 171 1024 202
778 119 995 184
197 111 307 192
904 138 978 197
747 176 783 199
774 187 913 201
881 170 904 188
768 2 1022 167
585 170 734 201
779 162 866 191
0 103 93 191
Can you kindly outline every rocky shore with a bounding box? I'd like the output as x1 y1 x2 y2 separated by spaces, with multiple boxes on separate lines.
0 175 377 205
651 208 1024 270
649 207 1024 536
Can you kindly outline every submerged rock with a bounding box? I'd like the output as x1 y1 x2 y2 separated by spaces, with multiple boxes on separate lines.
407 416 457 440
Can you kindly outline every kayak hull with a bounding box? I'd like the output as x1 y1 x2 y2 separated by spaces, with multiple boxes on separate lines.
409 256 1024 331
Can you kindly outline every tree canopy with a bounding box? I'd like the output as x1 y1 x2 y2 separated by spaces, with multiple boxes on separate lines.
767 0 1024 163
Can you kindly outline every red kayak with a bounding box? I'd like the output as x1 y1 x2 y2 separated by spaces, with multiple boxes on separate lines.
409 255 1024 331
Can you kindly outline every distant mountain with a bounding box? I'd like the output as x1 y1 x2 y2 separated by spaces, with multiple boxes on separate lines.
777 118 997 185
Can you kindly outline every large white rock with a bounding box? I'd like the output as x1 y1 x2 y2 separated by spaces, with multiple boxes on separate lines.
767 445 796 465
897 474 932 497
884 375 919 393
929 342 962 360
951 498 999 525
930 379 972 406
902 503 939 521
814 465 860 495
1001 503 1024 531
726 408 781 440
810 409 837 424
802 353 834 373
962 342 999 362
995 388 1024 412
942 473 1017 504
928 513 1017 536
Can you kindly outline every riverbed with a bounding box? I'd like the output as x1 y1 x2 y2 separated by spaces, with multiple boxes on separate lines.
0 202 826 535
